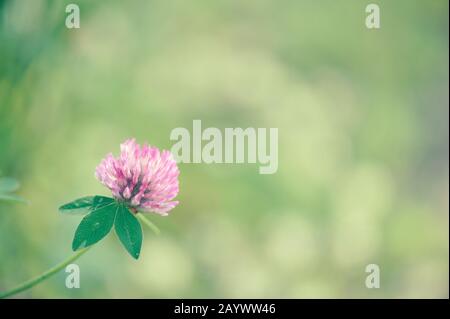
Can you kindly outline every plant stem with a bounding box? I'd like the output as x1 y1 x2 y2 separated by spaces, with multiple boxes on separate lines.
0 247 91 299
136 212 160 235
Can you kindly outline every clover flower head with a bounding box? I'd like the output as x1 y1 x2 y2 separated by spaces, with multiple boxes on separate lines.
95 138 179 216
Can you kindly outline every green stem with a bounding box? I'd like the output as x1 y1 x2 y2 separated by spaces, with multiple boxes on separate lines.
136 212 160 235
0 247 91 299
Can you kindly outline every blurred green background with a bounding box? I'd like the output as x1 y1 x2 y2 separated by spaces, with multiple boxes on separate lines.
0 0 448 298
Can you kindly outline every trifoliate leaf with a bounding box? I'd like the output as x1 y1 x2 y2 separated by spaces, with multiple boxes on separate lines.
115 204 142 259
72 202 119 251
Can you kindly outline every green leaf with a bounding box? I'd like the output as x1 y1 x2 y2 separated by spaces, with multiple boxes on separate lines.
0 177 20 193
60 196 95 212
0 177 26 204
72 202 119 251
115 204 142 259
59 196 114 214
92 196 115 210
0 193 27 203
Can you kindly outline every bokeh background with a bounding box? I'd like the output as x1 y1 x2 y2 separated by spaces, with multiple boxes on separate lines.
0 0 448 298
